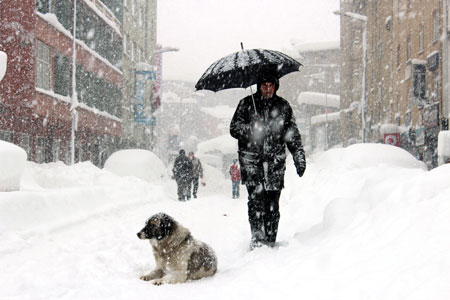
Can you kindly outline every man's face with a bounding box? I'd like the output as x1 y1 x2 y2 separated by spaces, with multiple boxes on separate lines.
260 82 275 99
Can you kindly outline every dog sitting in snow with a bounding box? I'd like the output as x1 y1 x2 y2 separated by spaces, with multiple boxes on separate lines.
137 213 217 285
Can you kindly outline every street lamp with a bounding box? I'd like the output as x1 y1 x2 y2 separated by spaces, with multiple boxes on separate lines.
70 0 78 165
334 10 368 143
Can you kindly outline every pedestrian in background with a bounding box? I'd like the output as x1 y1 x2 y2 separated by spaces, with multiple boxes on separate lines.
172 149 193 201
188 151 204 198
229 159 241 199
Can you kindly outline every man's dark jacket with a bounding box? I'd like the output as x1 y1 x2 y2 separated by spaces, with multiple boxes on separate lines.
172 154 193 183
230 91 306 190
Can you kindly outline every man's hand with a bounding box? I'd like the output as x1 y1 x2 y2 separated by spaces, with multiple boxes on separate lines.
296 165 305 177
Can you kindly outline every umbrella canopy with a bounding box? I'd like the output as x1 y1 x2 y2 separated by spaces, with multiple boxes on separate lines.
195 49 302 92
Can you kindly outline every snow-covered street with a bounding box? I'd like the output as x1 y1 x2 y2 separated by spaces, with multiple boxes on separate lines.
1 144 450 300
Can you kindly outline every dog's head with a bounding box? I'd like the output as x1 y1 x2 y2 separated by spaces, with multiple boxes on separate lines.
137 213 174 241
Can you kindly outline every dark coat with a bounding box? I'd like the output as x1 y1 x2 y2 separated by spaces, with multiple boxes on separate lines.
230 91 306 190
173 154 193 183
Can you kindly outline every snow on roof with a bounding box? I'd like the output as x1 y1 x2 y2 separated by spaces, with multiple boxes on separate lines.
297 92 340 108
310 111 341 125
380 124 401 134
197 134 238 155
162 92 197 104
293 41 340 53
82 0 121 36
411 59 427 65
162 91 180 103
35 88 122 122
200 105 235 119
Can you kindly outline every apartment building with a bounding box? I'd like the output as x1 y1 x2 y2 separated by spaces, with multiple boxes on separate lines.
121 0 158 150
338 0 445 168
0 0 123 166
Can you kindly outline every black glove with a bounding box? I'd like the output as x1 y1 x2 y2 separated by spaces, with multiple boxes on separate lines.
296 164 305 177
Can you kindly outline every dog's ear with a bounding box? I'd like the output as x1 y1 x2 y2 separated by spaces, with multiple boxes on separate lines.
160 214 173 238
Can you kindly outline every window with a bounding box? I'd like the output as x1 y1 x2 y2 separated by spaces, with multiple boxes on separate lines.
0 130 13 142
35 136 48 163
139 8 143 26
406 36 411 61
123 34 128 54
132 0 137 15
36 0 51 13
54 52 71 96
19 133 31 159
52 139 61 162
433 10 440 41
419 24 424 53
413 64 426 103
433 71 439 102
36 40 51 90
377 40 382 61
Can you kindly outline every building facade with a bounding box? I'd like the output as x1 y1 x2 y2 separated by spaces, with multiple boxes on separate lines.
338 0 446 168
282 41 341 152
0 0 124 166
121 0 158 150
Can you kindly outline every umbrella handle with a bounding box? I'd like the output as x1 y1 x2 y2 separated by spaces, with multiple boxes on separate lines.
241 42 258 116
249 86 258 116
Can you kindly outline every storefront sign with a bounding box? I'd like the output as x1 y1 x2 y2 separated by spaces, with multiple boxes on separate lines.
423 103 439 128
415 128 426 146
134 70 157 124
384 133 400 146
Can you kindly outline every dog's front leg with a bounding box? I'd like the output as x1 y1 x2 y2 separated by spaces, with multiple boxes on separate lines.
140 268 164 281
153 271 187 285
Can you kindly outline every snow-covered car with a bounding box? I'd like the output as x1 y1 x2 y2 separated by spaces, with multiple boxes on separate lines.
103 149 168 183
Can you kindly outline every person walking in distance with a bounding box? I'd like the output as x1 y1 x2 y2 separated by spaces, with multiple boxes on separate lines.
172 149 193 201
188 151 204 198
230 68 306 249
229 159 241 199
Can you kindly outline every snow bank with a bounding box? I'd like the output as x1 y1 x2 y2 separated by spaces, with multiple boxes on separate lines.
104 149 168 183
0 141 27 191
438 130 450 164
1 160 166 232
310 143 427 170
0 50 7 82
197 134 238 155
2 143 450 300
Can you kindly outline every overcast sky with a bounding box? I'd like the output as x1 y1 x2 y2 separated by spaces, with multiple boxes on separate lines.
156 0 340 83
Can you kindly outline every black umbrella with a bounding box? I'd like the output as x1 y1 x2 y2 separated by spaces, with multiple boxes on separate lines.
195 47 302 92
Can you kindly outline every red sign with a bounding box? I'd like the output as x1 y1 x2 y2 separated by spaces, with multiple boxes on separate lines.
384 133 400 147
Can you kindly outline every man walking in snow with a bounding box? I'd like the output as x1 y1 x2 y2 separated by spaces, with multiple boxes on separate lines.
172 149 193 201
188 151 204 198
229 159 241 199
230 69 306 249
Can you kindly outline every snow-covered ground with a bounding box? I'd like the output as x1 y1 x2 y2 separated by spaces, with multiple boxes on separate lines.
1 143 450 300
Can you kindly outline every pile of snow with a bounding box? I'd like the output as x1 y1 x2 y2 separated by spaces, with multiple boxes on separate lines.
310 143 427 170
197 134 237 156
0 50 7 82
438 130 450 164
0 140 27 191
2 143 450 299
104 149 168 183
